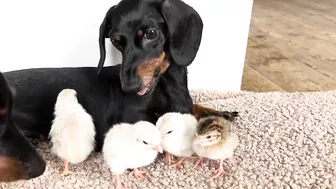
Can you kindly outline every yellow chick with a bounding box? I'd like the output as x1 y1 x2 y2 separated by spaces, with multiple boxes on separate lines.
192 116 239 179
49 89 96 176
103 121 163 189
156 112 198 169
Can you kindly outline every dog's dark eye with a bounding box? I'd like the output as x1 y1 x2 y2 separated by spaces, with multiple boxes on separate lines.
143 141 148 145
144 30 157 40
207 136 211 139
167 131 172 134
112 39 121 47
111 38 124 51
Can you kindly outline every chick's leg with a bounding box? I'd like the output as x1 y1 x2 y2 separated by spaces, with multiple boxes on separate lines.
165 152 174 165
193 157 205 168
115 174 126 189
129 168 148 179
170 157 187 169
210 159 227 179
58 159 73 176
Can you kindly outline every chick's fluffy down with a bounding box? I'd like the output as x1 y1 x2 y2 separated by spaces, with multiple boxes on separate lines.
156 112 197 157
193 133 239 160
49 90 96 164
103 122 160 174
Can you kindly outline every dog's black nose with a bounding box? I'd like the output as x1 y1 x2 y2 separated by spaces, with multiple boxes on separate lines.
121 80 142 93
27 156 46 179
120 70 142 93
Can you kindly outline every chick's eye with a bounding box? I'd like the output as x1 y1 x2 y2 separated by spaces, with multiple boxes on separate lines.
143 141 148 145
167 131 172 134
144 30 157 40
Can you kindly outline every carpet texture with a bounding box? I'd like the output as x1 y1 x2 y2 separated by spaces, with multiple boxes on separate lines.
1 90 336 189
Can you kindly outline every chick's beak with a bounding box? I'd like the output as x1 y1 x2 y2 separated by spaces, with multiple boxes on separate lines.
152 145 163 153
194 137 211 147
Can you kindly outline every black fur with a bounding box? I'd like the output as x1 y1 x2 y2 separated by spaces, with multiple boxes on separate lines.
4 64 192 152
0 72 46 182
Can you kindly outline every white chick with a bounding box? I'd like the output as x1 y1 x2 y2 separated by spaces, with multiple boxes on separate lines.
192 116 239 179
103 121 163 189
49 89 96 176
156 112 198 169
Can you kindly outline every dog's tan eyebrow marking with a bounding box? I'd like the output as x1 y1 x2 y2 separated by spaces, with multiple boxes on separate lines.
114 35 121 41
0 108 8 116
137 29 143 37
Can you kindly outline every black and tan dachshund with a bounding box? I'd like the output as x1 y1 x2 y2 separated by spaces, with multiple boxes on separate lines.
0 72 46 182
1 0 238 182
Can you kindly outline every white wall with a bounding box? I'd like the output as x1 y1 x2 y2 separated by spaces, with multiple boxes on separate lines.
0 0 253 92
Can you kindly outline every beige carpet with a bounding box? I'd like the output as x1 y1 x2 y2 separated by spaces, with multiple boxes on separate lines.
1 90 336 189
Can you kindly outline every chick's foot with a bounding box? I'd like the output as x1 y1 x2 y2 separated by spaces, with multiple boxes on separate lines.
129 168 148 180
165 152 174 165
115 174 127 189
210 159 227 179
169 157 186 169
58 159 73 176
210 167 227 179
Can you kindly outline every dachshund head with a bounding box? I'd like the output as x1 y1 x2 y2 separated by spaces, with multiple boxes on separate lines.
97 0 203 95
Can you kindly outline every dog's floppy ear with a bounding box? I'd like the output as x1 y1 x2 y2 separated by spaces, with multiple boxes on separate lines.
160 0 203 66
97 6 116 75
